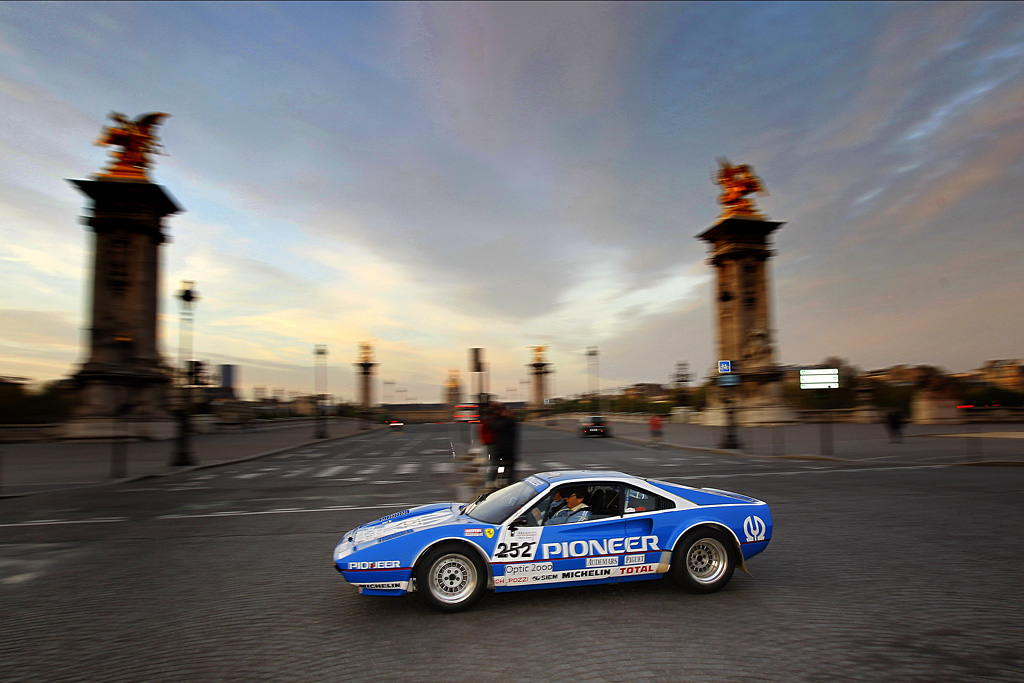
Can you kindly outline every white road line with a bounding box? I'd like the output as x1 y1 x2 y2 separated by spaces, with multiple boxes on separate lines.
394 463 420 475
356 465 383 475
0 517 129 528
235 472 264 479
660 464 949 481
431 462 455 473
156 502 416 520
314 465 348 478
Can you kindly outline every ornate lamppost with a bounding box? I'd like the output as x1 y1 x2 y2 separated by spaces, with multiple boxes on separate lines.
314 344 328 439
172 281 198 466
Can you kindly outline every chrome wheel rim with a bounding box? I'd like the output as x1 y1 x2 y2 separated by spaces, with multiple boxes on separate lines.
428 554 478 604
686 537 728 585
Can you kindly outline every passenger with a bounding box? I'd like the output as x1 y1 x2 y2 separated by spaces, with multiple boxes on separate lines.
546 488 590 525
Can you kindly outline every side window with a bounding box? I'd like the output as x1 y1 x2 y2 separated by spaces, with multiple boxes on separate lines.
623 486 674 514
586 484 621 519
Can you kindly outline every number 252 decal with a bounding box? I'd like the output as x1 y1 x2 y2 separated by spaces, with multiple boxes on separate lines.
494 541 536 559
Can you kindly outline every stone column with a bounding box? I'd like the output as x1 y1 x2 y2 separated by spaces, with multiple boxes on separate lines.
62 179 182 439
697 216 793 425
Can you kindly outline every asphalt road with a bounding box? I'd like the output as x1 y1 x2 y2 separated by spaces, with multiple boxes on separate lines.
2 423 1022 682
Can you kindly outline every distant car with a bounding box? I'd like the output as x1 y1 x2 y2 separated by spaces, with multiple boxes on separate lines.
386 420 404 431
579 415 610 437
453 404 480 423
333 470 772 613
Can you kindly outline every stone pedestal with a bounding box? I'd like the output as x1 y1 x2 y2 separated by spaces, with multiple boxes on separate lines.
699 368 796 426
62 179 182 440
911 392 960 424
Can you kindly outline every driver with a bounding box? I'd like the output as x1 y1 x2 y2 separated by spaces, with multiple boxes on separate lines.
545 488 590 525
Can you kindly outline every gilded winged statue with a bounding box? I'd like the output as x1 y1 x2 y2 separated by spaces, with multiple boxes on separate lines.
358 342 375 364
714 158 768 218
95 112 170 180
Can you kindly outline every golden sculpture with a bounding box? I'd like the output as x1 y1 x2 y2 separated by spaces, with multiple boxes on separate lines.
358 342 374 364
95 112 170 181
714 158 768 219
531 345 547 363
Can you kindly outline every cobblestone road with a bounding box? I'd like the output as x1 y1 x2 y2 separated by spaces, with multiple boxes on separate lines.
2 425 1022 681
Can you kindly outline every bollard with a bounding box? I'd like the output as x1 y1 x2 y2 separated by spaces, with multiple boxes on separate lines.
820 412 833 456
111 437 127 479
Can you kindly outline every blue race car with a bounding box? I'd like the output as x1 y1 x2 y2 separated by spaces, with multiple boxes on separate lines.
333 470 772 613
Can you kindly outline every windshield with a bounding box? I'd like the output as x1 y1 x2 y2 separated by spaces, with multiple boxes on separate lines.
464 481 542 524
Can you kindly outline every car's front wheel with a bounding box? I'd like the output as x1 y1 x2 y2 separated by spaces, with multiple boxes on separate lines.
414 542 486 613
669 527 736 593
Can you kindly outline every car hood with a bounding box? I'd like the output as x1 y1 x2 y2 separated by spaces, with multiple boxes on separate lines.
347 502 462 546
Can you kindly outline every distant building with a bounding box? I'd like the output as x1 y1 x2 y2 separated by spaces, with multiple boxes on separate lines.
975 360 1024 391
208 364 238 400
624 383 668 400
861 365 930 385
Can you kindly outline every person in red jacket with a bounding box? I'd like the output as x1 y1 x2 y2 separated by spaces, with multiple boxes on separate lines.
648 414 663 447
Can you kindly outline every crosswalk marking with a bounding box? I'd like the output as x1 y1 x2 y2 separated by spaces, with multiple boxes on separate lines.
431 462 455 473
394 463 420 475
356 465 383 475
314 465 348 478
283 467 313 478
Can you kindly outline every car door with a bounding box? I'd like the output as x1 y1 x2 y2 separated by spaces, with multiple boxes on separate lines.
618 483 678 580
491 482 626 591
530 515 626 587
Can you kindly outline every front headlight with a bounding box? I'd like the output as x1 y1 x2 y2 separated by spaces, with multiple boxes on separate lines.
334 532 357 562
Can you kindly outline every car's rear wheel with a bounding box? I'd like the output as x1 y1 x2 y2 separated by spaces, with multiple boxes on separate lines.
670 527 736 593
415 542 486 613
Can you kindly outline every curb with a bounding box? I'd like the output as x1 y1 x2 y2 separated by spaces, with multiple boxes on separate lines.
529 421 1023 467
0 426 383 499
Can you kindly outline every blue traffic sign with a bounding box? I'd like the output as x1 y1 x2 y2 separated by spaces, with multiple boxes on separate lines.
718 360 731 373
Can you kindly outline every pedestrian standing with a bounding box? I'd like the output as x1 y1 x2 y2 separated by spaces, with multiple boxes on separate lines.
478 403 497 485
489 403 519 487
885 410 905 443
649 414 663 447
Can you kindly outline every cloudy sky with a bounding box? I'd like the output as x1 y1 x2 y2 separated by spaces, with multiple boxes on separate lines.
1 1 1023 403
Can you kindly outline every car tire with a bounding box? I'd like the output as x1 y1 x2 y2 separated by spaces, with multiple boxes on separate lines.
669 527 736 593
415 542 487 613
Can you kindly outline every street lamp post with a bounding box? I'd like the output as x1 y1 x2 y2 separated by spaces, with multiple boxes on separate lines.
172 281 199 467
587 347 599 414
719 385 742 449
314 344 328 439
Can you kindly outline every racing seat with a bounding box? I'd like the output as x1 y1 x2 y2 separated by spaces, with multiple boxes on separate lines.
603 490 621 516
587 489 607 519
